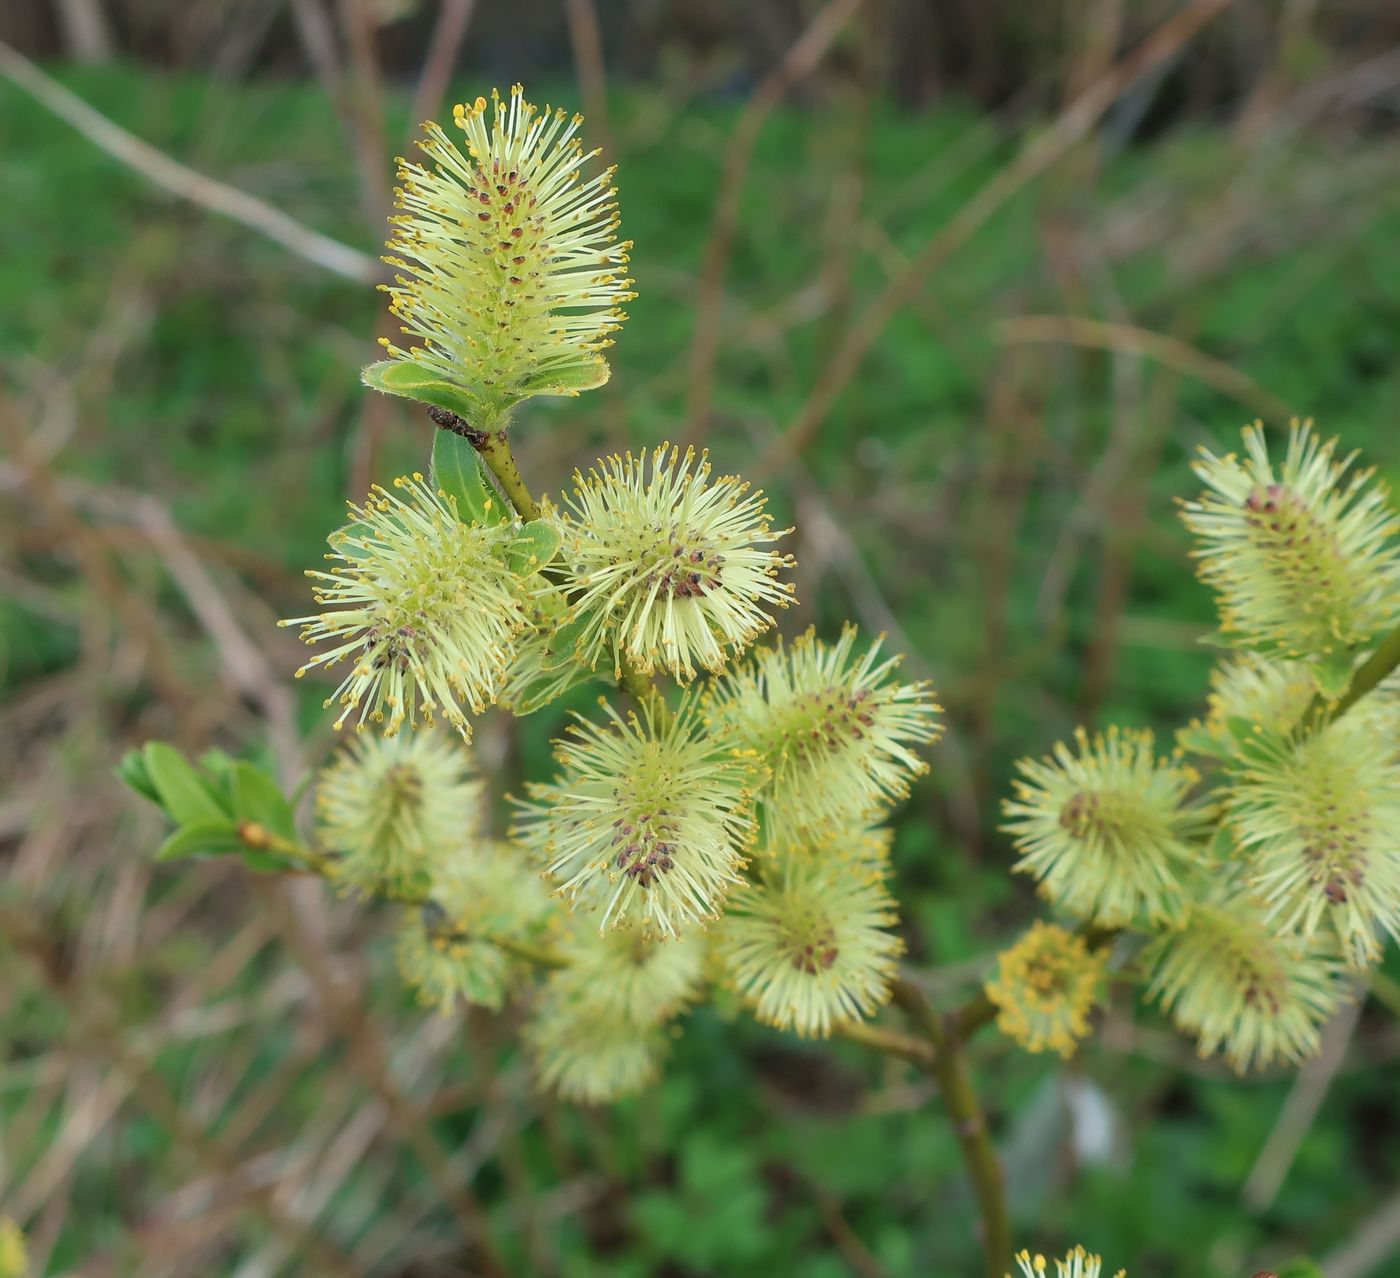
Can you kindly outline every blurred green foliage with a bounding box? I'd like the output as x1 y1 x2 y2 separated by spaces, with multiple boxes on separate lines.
4 63 1400 1276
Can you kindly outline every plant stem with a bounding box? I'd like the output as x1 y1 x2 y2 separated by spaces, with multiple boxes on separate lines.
491 933 568 969
834 1018 936 1067
890 978 1010 1278
951 988 998 1041
617 658 668 719
279 839 569 969
237 823 334 874
474 430 542 522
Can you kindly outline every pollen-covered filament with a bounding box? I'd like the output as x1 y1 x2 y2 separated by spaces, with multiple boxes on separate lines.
1297 777 1374 908
1145 898 1344 1072
1201 916 1288 1014
985 921 1103 1057
1234 706 1400 965
1058 788 1135 844
655 539 724 599
765 686 876 765
375 762 423 822
559 444 795 682
1242 482 1347 618
608 809 678 889
789 925 839 975
1182 421 1400 657
513 696 753 938
380 84 634 427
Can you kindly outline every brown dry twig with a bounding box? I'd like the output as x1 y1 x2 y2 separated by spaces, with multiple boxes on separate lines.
409 0 477 129
758 0 1239 474
0 39 378 284
684 0 867 434
999 313 1293 422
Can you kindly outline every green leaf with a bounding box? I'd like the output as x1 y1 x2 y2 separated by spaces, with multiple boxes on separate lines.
117 749 161 805
431 428 506 525
1312 648 1355 701
156 821 245 862
1224 715 1259 748
1207 822 1236 861
197 748 238 809
505 519 562 575
143 743 229 825
333 520 376 558
1225 717 1289 766
509 661 595 714
361 359 482 422
1176 724 1230 760
518 358 611 399
536 611 594 672
230 762 296 839
1275 1259 1324 1278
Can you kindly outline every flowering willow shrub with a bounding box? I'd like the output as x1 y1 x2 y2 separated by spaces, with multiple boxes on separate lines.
120 83 1400 1277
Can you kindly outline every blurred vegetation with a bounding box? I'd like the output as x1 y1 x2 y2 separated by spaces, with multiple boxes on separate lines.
4 40 1400 1278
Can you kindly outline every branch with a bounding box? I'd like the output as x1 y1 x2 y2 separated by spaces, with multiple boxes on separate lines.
1293 620 1400 737
685 0 866 433
472 431 542 522
890 979 1010 1278
758 0 1238 473
274 833 569 970
998 314 1293 423
0 40 379 285
834 1018 936 1068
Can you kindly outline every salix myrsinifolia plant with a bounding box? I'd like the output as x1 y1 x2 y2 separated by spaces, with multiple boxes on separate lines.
121 83 1400 1278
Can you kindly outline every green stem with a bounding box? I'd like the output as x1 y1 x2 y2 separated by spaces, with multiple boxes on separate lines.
279 835 569 969
491 933 568 969
834 1018 936 1068
237 823 333 874
617 659 667 720
474 430 542 522
951 988 998 1042
890 978 1010 1278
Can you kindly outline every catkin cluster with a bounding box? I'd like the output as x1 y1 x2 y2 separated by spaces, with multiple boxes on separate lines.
994 420 1400 1072
286 86 940 1101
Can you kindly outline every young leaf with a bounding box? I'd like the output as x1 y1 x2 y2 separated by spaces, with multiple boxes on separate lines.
510 661 595 714
116 749 161 805
230 762 296 839
1176 724 1232 761
536 611 594 673
336 521 375 559
1312 648 1355 701
143 743 229 826
505 520 562 576
156 821 245 862
361 359 479 422
518 358 611 398
198 748 238 810
431 428 505 525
